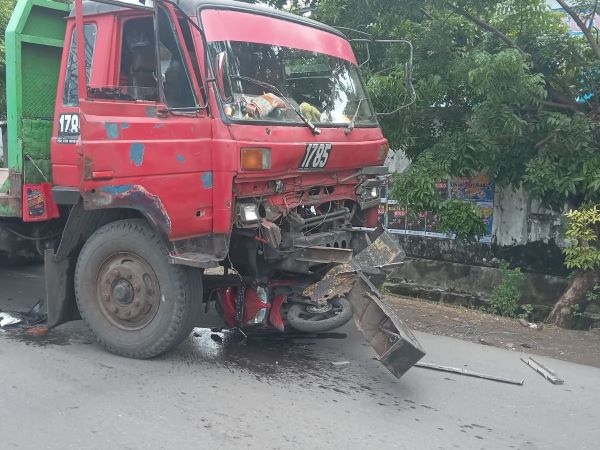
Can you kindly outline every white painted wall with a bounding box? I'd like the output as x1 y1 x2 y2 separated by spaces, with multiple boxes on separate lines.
492 185 564 247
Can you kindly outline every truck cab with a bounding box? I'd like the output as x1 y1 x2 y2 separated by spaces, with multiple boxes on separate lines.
1 0 415 366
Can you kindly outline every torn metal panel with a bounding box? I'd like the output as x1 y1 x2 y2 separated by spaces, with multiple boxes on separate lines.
353 228 406 269
302 263 357 306
301 229 425 378
348 272 425 378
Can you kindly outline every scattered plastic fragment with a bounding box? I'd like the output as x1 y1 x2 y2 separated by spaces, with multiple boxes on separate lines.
0 312 22 327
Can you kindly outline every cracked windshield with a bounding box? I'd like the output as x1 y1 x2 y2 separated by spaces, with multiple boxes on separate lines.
211 41 376 126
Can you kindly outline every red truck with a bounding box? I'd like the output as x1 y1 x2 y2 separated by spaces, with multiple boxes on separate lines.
1 0 423 376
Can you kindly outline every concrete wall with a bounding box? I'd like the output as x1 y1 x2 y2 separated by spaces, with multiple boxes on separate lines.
492 184 564 247
384 152 570 311
386 258 568 318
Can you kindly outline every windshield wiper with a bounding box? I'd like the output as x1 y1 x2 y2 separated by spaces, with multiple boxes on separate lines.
229 75 321 135
345 98 365 135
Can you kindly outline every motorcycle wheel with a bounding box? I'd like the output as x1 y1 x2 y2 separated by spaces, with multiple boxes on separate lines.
286 298 353 333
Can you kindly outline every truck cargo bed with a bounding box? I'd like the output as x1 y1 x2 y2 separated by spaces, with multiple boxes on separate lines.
1 0 69 218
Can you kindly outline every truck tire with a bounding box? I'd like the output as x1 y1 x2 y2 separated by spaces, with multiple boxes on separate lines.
74 219 202 358
286 297 353 333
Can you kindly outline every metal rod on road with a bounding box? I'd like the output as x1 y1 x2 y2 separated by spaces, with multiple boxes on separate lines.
414 362 524 386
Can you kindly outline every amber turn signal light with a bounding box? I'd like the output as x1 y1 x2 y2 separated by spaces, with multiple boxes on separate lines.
241 148 271 170
378 142 390 161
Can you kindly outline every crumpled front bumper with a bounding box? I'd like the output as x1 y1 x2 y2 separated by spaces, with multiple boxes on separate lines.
305 228 426 378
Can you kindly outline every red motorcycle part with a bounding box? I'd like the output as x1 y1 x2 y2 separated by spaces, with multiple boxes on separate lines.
268 294 286 332
241 286 270 326
217 286 272 327
217 287 238 328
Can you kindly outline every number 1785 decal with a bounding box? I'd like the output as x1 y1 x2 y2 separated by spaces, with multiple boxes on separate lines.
299 143 332 169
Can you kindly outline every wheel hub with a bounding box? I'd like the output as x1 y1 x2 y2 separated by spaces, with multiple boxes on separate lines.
112 280 134 305
97 253 160 330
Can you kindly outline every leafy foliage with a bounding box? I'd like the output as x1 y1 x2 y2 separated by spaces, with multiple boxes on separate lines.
389 152 448 211
437 199 486 240
563 205 600 270
486 260 525 317
314 0 600 212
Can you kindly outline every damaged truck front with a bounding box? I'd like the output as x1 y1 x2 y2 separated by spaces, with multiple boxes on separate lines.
1 0 424 377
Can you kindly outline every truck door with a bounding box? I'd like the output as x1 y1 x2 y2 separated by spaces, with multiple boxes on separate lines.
78 5 213 241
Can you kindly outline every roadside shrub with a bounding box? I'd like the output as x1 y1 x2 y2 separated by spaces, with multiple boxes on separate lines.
437 199 487 241
486 260 525 317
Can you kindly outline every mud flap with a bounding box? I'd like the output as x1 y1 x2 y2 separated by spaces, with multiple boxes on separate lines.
307 229 425 378
44 249 80 328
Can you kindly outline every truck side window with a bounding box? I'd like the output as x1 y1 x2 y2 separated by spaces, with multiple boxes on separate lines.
157 7 196 108
63 24 97 106
121 17 158 101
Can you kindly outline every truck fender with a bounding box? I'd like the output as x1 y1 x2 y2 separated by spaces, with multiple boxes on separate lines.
44 201 146 328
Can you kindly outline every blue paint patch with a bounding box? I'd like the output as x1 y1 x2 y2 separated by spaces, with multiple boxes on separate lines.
121 123 130 129
101 184 133 194
176 154 186 164
105 123 119 140
130 143 145 167
201 171 213 189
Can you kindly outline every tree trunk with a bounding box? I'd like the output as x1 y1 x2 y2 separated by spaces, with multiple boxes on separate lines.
547 270 600 328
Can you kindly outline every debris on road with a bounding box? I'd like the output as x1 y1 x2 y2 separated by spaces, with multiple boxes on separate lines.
521 357 565 385
415 362 524 386
0 300 47 329
0 312 22 328
518 319 543 330
330 361 350 367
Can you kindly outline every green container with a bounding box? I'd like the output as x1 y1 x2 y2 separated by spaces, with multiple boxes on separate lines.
1 0 69 217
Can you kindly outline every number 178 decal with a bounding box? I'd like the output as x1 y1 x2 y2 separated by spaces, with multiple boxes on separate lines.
299 143 332 169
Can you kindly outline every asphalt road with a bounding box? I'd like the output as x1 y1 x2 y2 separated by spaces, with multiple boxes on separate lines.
1 264 599 449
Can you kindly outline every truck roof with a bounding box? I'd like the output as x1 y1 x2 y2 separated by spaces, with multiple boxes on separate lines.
74 0 347 40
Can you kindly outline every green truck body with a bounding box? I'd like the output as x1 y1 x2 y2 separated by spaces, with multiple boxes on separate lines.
0 0 69 217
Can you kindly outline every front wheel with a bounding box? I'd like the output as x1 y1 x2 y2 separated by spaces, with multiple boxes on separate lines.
286 298 353 333
74 219 201 358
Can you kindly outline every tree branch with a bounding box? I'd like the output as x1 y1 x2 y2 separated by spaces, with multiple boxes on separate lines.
546 83 587 112
556 0 600 60
586 0 599 32
446 2 526 56
540 100 581 112
535 133 557 149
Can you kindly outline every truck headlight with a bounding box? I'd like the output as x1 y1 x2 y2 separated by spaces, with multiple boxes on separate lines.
239 204 259 223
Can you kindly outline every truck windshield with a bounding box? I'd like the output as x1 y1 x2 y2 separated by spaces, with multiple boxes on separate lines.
210 41 377 127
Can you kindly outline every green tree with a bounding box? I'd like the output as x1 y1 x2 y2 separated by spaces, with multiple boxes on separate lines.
314 0 600 326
